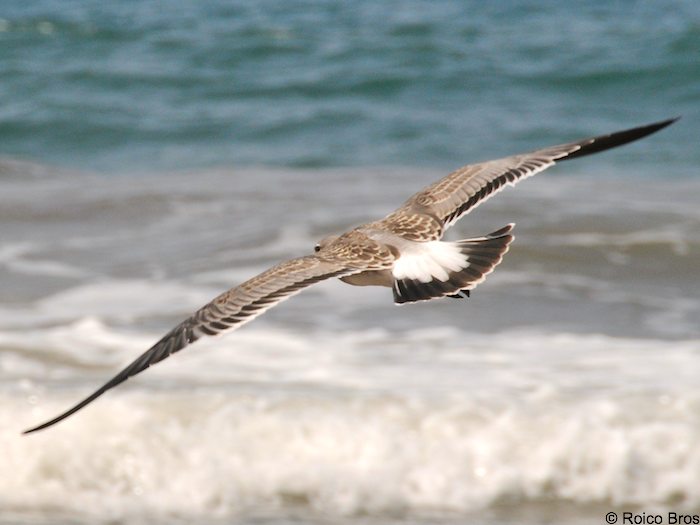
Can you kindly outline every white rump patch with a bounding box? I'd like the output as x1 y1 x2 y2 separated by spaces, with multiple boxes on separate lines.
392 241 467 283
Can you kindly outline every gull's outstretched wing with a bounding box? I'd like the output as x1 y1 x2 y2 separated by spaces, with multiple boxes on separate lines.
23 255 359 434
379 118 678 241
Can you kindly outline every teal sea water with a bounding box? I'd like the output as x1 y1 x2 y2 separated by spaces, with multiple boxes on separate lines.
1 2 699 525
0 0 698 173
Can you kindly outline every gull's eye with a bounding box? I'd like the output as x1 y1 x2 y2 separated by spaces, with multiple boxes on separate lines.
314 245 321 252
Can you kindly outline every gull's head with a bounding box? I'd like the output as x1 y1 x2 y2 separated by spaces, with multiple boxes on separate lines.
314 234 340 253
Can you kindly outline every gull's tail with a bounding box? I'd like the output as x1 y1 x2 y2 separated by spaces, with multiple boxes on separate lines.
392 224 514 304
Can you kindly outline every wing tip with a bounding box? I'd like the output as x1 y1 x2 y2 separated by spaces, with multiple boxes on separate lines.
22 397 94 435
23 419 58 435
560 116 679 162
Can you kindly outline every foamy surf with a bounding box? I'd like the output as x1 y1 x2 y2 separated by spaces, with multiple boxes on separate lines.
6 381 700 522
4 319 700 523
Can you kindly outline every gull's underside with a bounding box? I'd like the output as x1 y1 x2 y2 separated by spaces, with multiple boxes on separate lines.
24 117 678 434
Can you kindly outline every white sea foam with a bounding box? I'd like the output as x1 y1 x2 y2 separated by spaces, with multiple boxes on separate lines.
0 242 90 278
0 279 221 330
2 321 699 523
544 227 696 256
4 387 700 522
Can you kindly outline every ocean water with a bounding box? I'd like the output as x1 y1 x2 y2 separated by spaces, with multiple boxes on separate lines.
1 1 700 525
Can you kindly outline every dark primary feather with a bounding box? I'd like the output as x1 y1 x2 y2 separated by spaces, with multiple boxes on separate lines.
556 118 678 162
22 322 200 434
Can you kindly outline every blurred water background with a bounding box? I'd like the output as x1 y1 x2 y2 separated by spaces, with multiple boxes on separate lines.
1 1 699 524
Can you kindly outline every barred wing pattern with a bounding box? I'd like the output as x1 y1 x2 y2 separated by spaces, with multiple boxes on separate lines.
389 118 678 236
23 256 356 434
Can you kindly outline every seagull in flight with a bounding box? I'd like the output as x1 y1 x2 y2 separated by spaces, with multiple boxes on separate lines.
24 117 677 434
